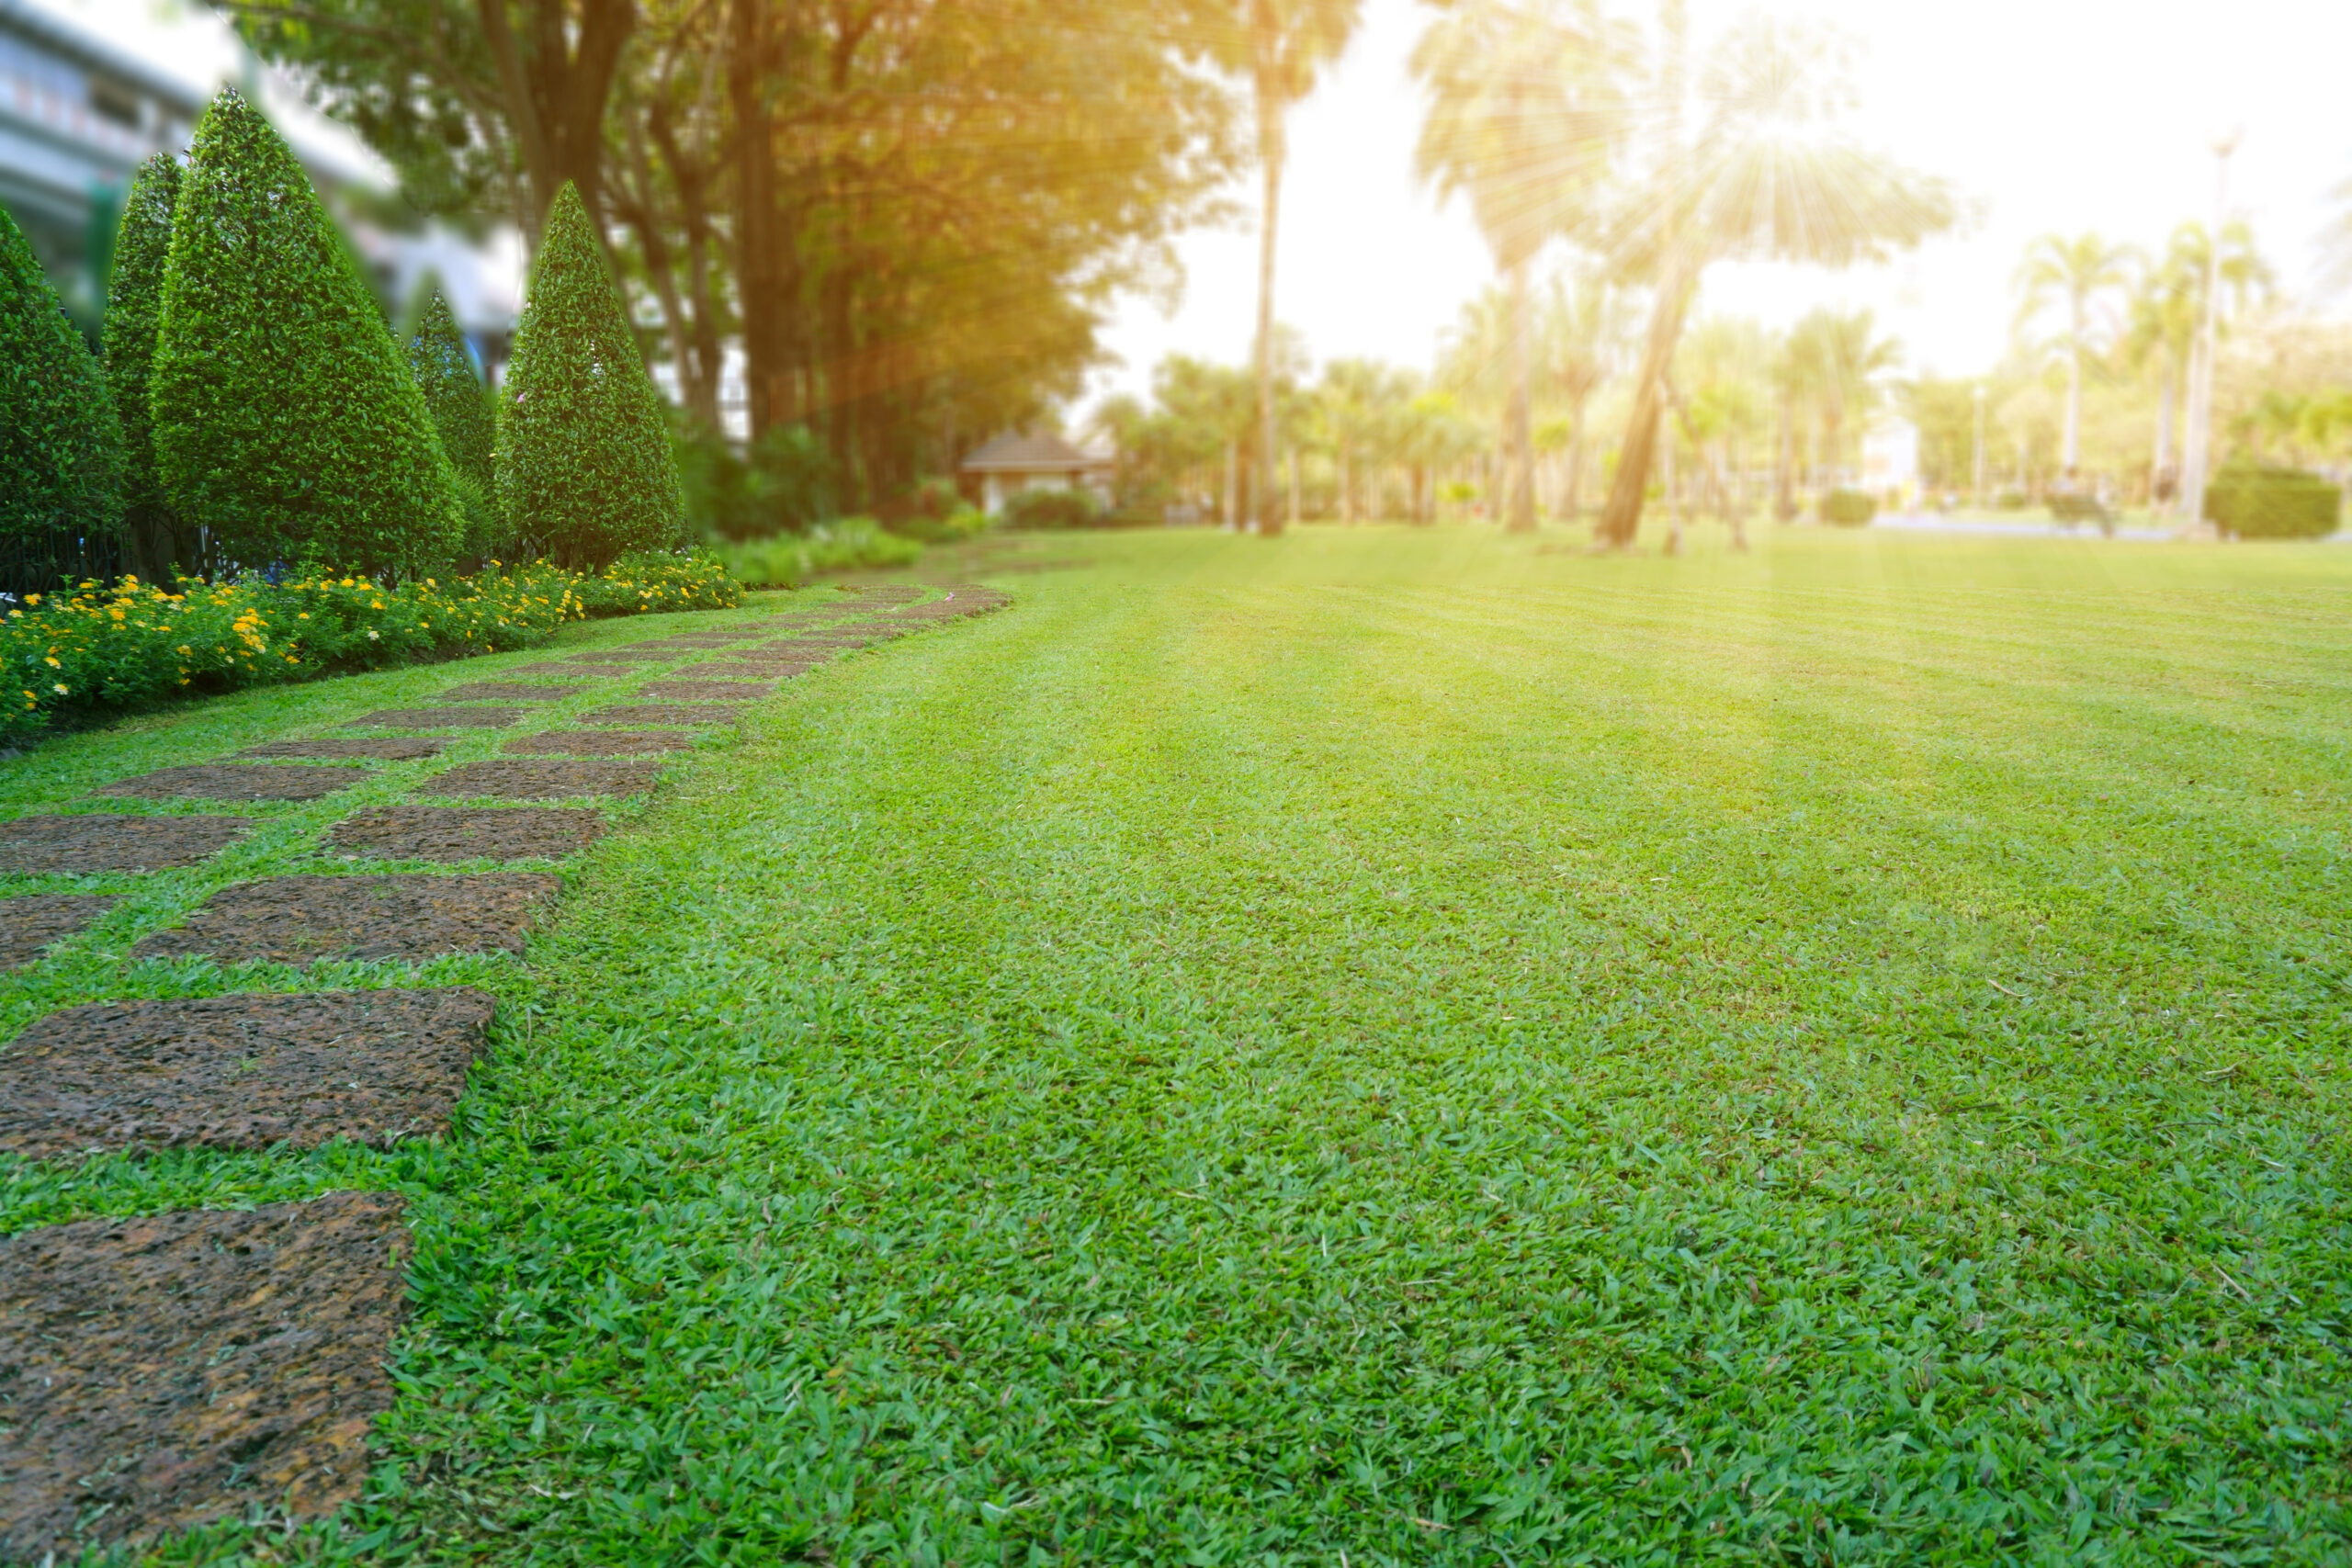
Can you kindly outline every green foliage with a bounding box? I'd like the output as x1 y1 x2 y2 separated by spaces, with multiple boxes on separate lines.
713 517 920 587
0 550 741 745
500 183 684 569
97 154 178 550
1819 487 1878 526
675 419 835 540
1001 486 1104 529
878 476 989 543
0 199 124 544
406 286 497 493
2204 464 2341 540
151 90 463 580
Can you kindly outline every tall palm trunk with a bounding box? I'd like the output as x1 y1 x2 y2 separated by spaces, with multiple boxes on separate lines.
2152 348 2177 510
2062 321 2082 470
1251 43 1286 537
1598 253 1697 547
1505 256 1535 532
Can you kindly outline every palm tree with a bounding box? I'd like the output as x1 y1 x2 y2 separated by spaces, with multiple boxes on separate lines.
1778 308 1901 484
1593 18 1953 549
1413 0 1629 533
2123 220 2269 511
1244 0 1363 536
2012 232 2137 473
1539 271 1629 517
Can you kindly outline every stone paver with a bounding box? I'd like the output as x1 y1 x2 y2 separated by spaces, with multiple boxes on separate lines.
98 764 366 803
0 814 251 874
578 703 744 728
0 894 118 967
341 706 526 730
133 873 560 964
0 987 495 1156
239 738 447 761
503 729 700 756
435 682 581 703
328 806 605 863
639 679 772 701
417 759 663 800
0 1193 410 1562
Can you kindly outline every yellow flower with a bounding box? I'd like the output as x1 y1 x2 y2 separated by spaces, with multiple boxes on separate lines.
298 613 310 620
51 682 66 694
43 657 58 668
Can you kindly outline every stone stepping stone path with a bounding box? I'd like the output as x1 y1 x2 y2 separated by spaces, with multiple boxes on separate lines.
0 813 251 873
504 729 699 756
0 1192 411 1562
98 763 367 802
580 702 745 728
134 874 560 964
0 589 1010 1556
329 806 605 863
0 987 494 1157
639 679 773 702
417 759 663 801
0 894 118 967
342 705 526 730
436 681 584 702
241 737 447 761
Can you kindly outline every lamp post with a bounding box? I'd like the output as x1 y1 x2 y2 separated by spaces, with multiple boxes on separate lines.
1973 384 1987 509
2179 130 2241 535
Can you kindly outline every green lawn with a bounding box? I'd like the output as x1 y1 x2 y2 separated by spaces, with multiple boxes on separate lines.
9 527 2351 1565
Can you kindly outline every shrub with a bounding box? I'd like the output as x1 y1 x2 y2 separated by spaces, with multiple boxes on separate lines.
99 152 186 580
0 550 741 746
501 182 684 568
880 478 990 543
2204 465 2341 540
676 419 838 541
1001 486 1103 530
407 285 498 499
152 91 463 581
715 517 922 588
1819 488 1877 526
1 199 124 549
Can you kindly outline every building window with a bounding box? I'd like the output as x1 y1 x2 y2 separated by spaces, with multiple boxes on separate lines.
89 79 141 129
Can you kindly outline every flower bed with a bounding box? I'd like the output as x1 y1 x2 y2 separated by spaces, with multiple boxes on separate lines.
2 550 740 746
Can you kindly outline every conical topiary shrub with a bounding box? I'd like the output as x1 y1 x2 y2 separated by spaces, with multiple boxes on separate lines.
499 181 684 570
407 284 506 563
151 89 462 580
100 152 189 580
1 199 124 551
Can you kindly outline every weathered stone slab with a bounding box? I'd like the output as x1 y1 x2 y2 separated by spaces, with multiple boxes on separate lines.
556 649 664 663
341 707 525 730
638 679 771 701
0 1192 410 1562
0 987 495 1156
503 729 699 756
239 738 446 761
0 894 118 967
0 814 250 874
328 806 604 863
435 682 579 703
133 873 560 964
578 703 744 728
416 759 662 800
98 764 365 803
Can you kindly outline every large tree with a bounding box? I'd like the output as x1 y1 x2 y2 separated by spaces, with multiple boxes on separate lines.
2125 220 2270 509
1413 0 1627 533
1237 0 1363 536
1593 18 1953 549
2012 232 2137 473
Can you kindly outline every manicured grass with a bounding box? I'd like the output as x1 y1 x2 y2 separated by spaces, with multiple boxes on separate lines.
11 528 2351 1564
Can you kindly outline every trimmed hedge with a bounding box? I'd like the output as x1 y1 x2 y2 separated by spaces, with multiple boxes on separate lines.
1819 488 1877 527
1 550 740 746
1 198 123 544
408 286 505 563
1001 487 1103 530
98 152 183 578
152 89 464 581
500 182 684 569
2205 465 2341 540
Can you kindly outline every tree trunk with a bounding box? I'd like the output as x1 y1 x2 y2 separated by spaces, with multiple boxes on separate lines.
1252 55 1285 537
1597 254 1697 548
1505 256 1535 532
2063 332 2082 471
729 0 779 438
2153 351 2177 512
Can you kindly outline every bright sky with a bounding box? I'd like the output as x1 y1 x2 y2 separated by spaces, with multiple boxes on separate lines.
1090 0 2352 405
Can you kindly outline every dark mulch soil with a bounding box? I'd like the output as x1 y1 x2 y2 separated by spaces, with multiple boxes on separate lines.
579 703 744 728
0 987 495 1157
0 814 253 874
0 894 118 967
503 729 700 756
417 760 663 800
327 806 605 863
435 682 579 702
97 764 366 803
341 707 526 730
132 873 560 964
0 1191 411 1562
238 738 447 761
558 650 664 663
638 679 772 701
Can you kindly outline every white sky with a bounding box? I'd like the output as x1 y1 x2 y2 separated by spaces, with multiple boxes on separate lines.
1090 0 2352 405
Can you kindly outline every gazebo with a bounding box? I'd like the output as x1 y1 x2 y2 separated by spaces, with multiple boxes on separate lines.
956 431 1113 514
